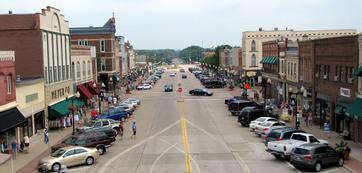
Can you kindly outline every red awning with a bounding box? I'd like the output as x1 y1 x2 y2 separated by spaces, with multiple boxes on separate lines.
77 84 93 100
87 81 100 95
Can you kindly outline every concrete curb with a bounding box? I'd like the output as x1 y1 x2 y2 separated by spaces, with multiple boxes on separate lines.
344 165 358 173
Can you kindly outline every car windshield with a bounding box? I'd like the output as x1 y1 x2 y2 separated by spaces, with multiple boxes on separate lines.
51 149 66 157
255 117 266 122
268 131 281 138
201 89 209 92
62 136 77 145
261 122 272 127
293 148 310 155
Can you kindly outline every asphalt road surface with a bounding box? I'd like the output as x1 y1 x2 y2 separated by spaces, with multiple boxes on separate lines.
60 65 351 173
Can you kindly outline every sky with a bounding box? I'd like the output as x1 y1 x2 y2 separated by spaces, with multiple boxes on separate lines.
1 0 362 49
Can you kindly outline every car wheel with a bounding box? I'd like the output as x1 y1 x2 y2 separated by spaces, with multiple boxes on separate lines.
314 162 322 172
337 157 344 166
241 123 248 127
204 93 207 96
86 156 95 165
52 163 61 172
97 146 106 155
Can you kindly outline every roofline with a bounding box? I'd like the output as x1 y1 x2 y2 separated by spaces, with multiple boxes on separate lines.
242 28 357 34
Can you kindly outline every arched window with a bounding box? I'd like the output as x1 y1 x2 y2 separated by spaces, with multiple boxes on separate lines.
251 54 256 67
82 61 86 77
251 40 256 52
76 62 81 79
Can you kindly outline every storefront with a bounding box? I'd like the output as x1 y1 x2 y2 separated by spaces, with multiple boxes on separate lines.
48 98 84 129
0 108 26 151
315 92 333 128
77 84 93 107
346 98 362 144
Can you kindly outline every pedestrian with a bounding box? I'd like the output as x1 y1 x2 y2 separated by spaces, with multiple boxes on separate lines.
11 140 17 159
118 121 124 140
113 96 117 105
131 122 137 139
108 96 112 106
24 135 30 153
324 122 331 139
0 138 4 153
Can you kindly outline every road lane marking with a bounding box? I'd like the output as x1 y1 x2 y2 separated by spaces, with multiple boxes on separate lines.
286 162 302 173
97 120 181 173
232 152 251 173
158 138 201 173
178 101 192 173
149 144 177 173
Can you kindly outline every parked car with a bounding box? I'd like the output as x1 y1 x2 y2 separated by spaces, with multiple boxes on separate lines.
116 103 135 113
169 72 176 77
136 84 152 90
266 133 328 159
39 146 100 172
290 143 344 172
164 84 173 92
182 74 187 79
179 69 185 72
229 100 261 116
51 130 112 155
249 117 278 131
264 127 305 146
121 100 137 109
238 109 275 126
99 109 128 121
225 96 244 105
203 80 225 88
111 105 133 115
189 88 213 96
124 98 141 105
254 121 286 137
77 126 117 142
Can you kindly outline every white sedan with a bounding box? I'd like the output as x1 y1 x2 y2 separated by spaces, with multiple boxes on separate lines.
136 84 153 90
254 121 286 137
249 117 278 131
125 98 141 105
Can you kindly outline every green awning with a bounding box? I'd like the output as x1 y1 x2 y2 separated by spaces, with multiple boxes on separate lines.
261 57 278 64
346 98 362 120
48 98 85 120
335 105 343 114
260 57 269 64
269 57 278 64
353 66 362 77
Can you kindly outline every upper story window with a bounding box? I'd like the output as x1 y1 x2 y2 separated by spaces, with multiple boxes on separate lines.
100 40 106 52
88 61 91 76
6 75 12 94
251 40 256 52
78 40 89 46
82 61 86 77
76 62 81 78
251 54 256 67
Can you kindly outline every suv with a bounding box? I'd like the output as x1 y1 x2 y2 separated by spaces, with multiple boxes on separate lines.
78 119 121 136
228 100 261 115
265 127 305 145
237 109 274 126
51 130 112 155
203 80 225 88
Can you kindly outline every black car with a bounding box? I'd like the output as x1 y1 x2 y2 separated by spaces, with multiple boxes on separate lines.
189 88 213 96
228 100 261 115
182 74 187 79
238 109 275 126
203 80 225 88
225 96 244 105
164 84 173 92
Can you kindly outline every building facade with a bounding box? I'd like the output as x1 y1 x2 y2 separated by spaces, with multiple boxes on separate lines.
242 28 357 86
0 51 26 148
0 7 75 129
70 17 120 91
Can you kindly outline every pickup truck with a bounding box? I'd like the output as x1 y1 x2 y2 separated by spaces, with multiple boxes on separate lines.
99 109 128 121
78 119 120 134
224 96 244 105
266 133 328 159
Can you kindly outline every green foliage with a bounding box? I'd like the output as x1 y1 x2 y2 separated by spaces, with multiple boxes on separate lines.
200 44 232 68
179 45 204 62
135 49 176 64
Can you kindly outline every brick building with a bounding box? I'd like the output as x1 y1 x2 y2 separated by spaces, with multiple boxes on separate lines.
70 17 120 92
0 7 77 129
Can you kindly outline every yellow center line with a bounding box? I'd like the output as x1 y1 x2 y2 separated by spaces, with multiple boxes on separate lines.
178 102 192 173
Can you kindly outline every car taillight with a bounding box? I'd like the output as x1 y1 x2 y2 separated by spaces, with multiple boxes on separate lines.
263 128 269 131
304 155 313 161
276 138 282 141
283 146 287 151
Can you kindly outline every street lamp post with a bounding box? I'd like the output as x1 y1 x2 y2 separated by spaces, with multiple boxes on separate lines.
288 86 305 130
67 92 80 135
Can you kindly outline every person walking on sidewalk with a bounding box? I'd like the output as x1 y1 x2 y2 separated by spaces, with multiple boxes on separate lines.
24 135 30 153
11 140 17 159
131 122 137 139
0 138 4 153
324 122 331 139
118 121 124 140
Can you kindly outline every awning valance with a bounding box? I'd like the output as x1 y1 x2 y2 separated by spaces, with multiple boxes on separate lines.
353 66 362 77
48 98 85 120
87 81 100 95
77 84 93 99
0 108 26 133
346 98 362 120
260 57 278 64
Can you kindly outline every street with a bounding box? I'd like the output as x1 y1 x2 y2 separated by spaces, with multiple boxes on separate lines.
60 66 351 173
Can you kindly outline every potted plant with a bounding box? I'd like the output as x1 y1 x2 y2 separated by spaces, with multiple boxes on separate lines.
335 140 351 160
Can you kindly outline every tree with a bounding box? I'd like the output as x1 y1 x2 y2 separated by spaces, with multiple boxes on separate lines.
179 45 203 63
200 44 231 69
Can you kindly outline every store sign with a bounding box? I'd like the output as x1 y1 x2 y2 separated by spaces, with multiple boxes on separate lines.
340 88 351 97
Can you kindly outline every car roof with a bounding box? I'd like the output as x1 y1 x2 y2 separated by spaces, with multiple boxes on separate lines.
272 127 296 132
297 143 326 150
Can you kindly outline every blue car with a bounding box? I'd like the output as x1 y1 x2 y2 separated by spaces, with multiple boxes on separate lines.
99 109 128 121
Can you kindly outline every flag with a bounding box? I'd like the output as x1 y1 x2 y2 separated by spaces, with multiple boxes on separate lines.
44 128 49 144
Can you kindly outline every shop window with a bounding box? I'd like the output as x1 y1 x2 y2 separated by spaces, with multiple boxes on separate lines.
82 61 86 78
88 61 91 76
251 54 256 67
